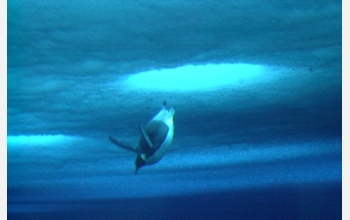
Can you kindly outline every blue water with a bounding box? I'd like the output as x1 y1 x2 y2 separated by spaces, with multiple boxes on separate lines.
7 0 342 219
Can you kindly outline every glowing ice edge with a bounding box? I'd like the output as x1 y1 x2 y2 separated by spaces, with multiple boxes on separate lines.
7 135 80 147
125 63 268 91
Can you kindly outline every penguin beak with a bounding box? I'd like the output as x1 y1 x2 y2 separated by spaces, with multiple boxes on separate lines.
135 165 141 174
135 155 146 174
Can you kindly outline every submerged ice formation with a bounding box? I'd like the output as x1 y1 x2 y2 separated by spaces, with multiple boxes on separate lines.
125 63 267 92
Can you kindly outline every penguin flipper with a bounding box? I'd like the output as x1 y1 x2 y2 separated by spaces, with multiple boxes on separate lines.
140 125 154 148
108 136 138 153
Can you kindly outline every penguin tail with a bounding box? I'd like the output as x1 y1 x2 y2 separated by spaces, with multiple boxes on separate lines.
108 136 138 153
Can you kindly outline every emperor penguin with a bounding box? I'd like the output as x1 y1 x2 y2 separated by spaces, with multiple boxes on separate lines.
108 101 175 173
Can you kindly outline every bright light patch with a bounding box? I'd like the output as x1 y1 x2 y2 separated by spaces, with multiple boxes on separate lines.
125 63 265 91
7 135 78 147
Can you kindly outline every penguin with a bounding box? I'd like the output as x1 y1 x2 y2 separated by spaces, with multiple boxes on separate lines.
108 101 175 173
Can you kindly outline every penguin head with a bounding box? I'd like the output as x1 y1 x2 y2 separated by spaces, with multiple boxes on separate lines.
135 155 146 174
